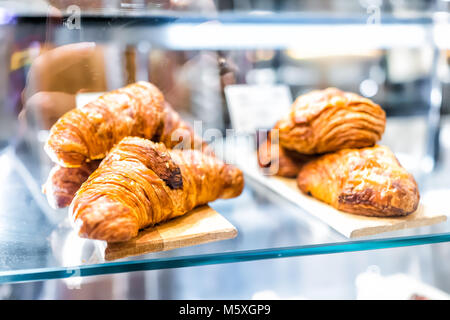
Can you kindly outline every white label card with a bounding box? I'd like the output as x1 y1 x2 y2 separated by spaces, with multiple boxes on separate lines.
225 84 292 133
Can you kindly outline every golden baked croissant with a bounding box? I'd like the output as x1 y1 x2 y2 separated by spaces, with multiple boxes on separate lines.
70 137 244 242
297 145 420 217
45 81 208 168
43 101 211 208
277 88 386 155
43 82 211 208
158 102 211 153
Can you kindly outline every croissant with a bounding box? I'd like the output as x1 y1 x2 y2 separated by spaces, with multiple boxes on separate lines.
277 88 386 155
42 161 100 209
43 102 211 208
43 81 211 208
70 137 244 242
45 81 208 168
297 145 420 217
157 102 211 153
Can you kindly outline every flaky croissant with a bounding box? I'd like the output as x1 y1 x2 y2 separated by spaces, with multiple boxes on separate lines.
297 145 420 217
276 88 386 155
45 81 208 168
70 137 244 242
43 102 211 208
43 82 211 208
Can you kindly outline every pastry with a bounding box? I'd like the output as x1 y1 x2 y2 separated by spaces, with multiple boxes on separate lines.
70 137 244 242
157 102 212 154
43 101 211 208
45 81 208 168
277 87 386 155
43 160 100 209
43 82 211 208
297 145 420 217
257 134 314 178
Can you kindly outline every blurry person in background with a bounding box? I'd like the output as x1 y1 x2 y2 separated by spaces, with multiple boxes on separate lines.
19 0 235 133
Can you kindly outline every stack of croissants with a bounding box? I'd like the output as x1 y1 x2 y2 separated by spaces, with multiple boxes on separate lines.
42 81 244 243
258 87 420 217
43 82 421 244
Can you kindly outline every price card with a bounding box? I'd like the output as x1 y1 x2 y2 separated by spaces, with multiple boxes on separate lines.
225 84 292 133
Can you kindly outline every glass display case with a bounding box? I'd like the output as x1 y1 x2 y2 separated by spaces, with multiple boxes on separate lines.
0 0 449 299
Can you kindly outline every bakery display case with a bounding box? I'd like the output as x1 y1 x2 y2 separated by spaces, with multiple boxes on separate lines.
0 0 450 299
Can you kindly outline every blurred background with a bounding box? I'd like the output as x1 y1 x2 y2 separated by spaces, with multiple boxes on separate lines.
0 0 449 299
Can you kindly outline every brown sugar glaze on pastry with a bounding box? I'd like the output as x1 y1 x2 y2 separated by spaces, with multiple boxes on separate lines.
277 87 386 155
70 137 244 242
297 145 420 217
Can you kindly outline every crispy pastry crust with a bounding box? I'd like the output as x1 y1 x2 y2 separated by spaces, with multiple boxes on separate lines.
45 82 209 168
43 101 210 209
297 145 420 217
43 102 211 208
70 137 244 242
43 82 211 208
277 88 386 155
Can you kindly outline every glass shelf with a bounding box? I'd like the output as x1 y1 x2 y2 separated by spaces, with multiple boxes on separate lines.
1 138 450 285
6 9 449 49
1 1 449 286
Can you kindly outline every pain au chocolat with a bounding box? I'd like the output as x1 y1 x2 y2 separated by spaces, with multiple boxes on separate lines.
297 145 420 217
276 87 386 155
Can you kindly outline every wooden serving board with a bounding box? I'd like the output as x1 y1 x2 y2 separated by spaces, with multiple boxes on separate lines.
98 205 237 261
240 157 447 239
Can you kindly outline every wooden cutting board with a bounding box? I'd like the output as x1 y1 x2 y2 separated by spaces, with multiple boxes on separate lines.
240 156 447 239
97 205 237 261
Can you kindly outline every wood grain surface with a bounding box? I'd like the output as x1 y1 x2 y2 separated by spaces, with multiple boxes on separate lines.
272 176 447 238
100 205 237 261
239 154 447 238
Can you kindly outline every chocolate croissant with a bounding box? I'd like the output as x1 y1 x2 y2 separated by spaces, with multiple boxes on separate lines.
277 88 386 155
297 145 420 217
70 137 244 242
45 81 208 168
